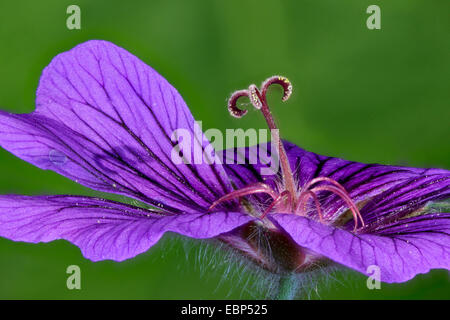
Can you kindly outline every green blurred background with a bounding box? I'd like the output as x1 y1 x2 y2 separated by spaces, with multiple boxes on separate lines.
0 0 449 299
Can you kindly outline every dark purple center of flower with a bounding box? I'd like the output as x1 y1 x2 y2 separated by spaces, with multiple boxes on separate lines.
209 76 365 232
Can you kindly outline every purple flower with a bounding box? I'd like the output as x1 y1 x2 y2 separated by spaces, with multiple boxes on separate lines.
0 40 448 289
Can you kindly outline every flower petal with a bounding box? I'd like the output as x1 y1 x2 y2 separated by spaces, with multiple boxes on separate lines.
0 40 232 213
222 142 279 204
356 175 449 229
271 213 450 283
224 141 449 225
0 195 251 262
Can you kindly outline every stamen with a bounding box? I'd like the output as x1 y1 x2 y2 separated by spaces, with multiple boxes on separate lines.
297 190 324 223
208 182 278 211
308 185 365 231
303 177 351 196
260 190 292 219
298 176 365 230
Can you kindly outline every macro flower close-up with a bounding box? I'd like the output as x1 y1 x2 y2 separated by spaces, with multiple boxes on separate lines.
0 40 448 299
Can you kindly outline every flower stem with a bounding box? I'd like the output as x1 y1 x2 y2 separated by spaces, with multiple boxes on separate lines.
276 274 299 300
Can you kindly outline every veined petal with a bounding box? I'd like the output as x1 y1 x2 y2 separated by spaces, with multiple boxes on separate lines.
355 175 449 229
224 141 449 225
271 213 450 283
0 40 232 213
0 195 252 262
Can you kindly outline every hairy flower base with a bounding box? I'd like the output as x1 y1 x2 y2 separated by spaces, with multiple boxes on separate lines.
220 221 327 274
219 199 363 275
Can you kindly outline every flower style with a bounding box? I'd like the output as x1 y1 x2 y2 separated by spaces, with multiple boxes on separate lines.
0 41 449 288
